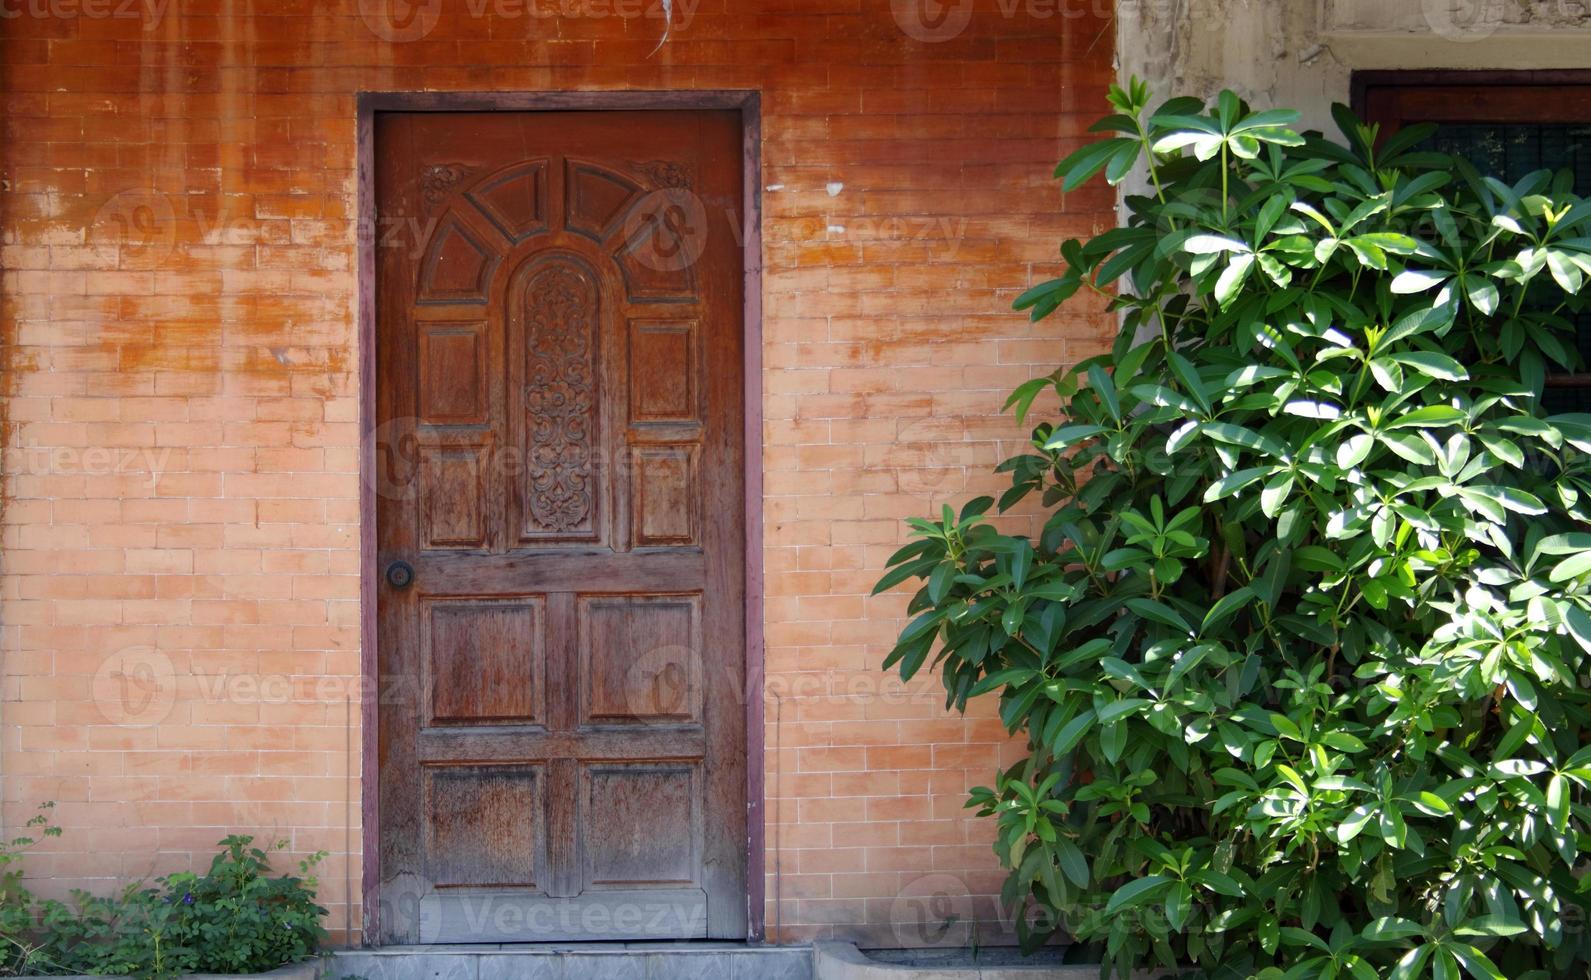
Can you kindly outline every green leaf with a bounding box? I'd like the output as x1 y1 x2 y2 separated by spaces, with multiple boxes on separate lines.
1055 836 1090 888
1125 597 1195 635
873 556 939 596
1384 405 1467 429
1165 643 1215 693
1391 269 1449 293
1185 234 1252 254
1260 472 1294 517
1165 882 1193 932
1087 364 1121 422
1268 712 1302 741
1393 948 1431 980
1448 944 1506 980
1215 253 1255 308
1104 875 1172 915
1203 421 1287 457
1550 551 1591 582
1463 275 1500 315
1049 709 1096 755
967 667 1035 698
1202 586 1256 633
1387 351 1467 381
1004 376 1053 424
1337 433 1373 469
1204 467 1270 502
1320 731 1366 752
1043 424 1107 450
1547 248 1585 293
1453 916 1527 939
1408 791 1451 816
1097 697 1151 724
1055 137 1135 191
1362 917 1425 942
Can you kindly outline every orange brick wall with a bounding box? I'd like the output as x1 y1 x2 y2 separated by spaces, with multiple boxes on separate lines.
0 0 1114 946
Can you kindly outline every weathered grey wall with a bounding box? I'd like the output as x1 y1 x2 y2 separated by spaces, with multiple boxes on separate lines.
1116 0 1591 131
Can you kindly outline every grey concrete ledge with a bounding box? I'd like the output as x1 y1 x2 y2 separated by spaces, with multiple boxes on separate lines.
812 942 1189 980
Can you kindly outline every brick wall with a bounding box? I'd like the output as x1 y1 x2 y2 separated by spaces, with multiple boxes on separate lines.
0 0 1114 945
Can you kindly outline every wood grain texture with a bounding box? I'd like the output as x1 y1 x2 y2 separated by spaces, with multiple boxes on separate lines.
374 107 746 943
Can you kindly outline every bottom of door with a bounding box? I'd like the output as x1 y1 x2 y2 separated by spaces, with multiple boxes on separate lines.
417 888 709 943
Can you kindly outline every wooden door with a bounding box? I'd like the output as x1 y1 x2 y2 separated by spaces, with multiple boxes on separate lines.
373 110 746 943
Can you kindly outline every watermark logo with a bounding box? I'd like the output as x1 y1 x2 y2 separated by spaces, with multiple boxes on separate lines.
92 647 176 726
1420 0 1502 41
3 444 172 487
89 189 178 268
359 0 444 42
890 873 975 947
890 0 975 42
620 187 708 274
0 0 169 30
621 643 695 720
377 873 445 943
359 0 696 43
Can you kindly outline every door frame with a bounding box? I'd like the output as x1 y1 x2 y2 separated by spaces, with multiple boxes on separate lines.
354 90 765 945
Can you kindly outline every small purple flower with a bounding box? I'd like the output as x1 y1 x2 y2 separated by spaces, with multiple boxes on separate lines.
182 892 194 905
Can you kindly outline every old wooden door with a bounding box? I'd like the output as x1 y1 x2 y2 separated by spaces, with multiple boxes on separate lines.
374 110 746 943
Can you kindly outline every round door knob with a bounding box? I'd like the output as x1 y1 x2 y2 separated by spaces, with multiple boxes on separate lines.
385 560 415 590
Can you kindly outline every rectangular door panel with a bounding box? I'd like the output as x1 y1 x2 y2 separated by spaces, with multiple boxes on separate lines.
422 597 546 727
423 764 544 889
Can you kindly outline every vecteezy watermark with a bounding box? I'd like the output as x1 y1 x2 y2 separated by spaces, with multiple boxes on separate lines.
0 0 169 30
359 0 696 43
92 647 177 726
367 418 680 503
779 212 970 263
94 661 942 723
1420 0 1506 41
621 643 696 720
377 872 444 943
891 0 974 42
357 0 443 42
621 186 709 274
87 189 270 269
377 872 709 941
890 873 975 947
3 444 173 487
891 0 1125 42
89 189 179 268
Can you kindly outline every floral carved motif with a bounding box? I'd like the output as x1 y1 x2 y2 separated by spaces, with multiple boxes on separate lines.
637 159 691 189
523 261 597 533
421 163 472 206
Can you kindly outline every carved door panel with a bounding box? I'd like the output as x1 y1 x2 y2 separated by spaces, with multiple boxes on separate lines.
374 111 746 943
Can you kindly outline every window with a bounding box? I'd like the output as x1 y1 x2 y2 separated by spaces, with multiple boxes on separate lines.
1354 71 1591 411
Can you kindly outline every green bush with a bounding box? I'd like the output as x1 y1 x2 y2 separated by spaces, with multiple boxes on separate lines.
876 79 1591 979
2 806 327 978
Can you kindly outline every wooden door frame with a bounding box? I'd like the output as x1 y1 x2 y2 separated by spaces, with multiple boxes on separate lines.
354 90 765 945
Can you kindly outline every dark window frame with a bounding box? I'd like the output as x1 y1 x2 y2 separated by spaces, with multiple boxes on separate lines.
1353 70 1591 396
1353 70 1591 133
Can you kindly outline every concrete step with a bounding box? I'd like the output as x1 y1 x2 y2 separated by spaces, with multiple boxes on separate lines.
813 942 1174 980
332 943 812 980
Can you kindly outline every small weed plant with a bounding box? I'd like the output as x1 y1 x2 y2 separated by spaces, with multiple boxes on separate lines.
2 804 327 978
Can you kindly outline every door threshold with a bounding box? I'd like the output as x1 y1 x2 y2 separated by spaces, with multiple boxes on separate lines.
332 942 812 980
343 941 797 951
